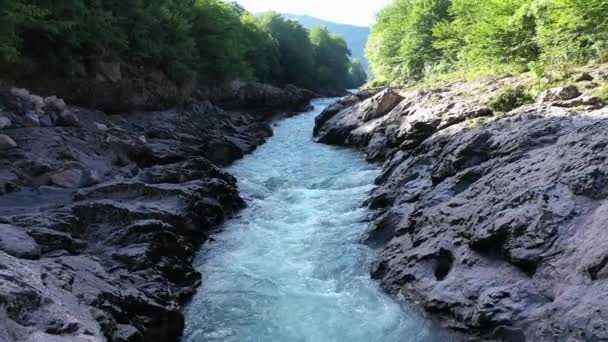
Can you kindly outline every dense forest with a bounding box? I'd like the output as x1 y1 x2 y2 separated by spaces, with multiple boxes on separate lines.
0 0 367 90
368 0 608 85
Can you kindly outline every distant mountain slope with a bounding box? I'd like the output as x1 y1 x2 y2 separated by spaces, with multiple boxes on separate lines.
283 14 370 72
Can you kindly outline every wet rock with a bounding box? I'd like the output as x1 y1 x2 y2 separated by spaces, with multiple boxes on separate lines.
0 134 17 149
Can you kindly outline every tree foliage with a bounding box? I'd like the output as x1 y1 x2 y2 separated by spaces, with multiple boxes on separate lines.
0 0 364 90
368 0 608 84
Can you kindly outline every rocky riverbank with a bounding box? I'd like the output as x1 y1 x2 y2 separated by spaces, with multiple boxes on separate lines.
0 83 313 342
314 66 608 341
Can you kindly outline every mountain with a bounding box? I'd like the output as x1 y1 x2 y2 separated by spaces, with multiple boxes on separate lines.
283 14 371 72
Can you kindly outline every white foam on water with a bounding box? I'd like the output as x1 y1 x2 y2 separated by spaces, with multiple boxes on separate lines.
183 99 458 342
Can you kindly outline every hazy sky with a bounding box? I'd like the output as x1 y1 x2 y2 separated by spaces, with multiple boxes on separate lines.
235 0 392 27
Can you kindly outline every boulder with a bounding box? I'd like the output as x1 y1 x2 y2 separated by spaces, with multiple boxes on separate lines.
23 111 40 127
573 72 594 82
93 122 109 131
0 224 41 259
0 169 20 195
0 116 11 129
539 85 582 102
0 134 17 149
43 96 67 113
39 114 53 127
53 110 80 127
9 88 45 113
361 89 404 122
49 169 85 188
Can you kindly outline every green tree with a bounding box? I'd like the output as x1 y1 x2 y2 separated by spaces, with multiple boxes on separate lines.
367 0 450 83
191 0 254 80
240 14 281 83
1 0 355 91
310 25 352 88
258 12 315 88
536 0 608 66
346 59 367 88
434 0 539 74
0 0 47 63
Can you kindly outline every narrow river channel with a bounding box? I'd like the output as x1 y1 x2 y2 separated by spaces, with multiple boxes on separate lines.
183 98 457 342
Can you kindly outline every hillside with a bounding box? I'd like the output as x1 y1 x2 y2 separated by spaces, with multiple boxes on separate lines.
283 14 370 73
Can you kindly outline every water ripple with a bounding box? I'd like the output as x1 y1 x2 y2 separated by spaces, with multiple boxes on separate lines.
183 98 458 342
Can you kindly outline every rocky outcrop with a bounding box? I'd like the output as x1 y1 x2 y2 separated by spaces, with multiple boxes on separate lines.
2 61 315 114
198 81 316 113
0 85 305 341
314 67 608 341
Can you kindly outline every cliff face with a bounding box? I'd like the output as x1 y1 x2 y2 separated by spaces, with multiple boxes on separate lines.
314 67 608 341
0 85 312 342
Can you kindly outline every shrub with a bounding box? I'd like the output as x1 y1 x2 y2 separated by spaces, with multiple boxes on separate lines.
488 86 533 112
597 83 608 104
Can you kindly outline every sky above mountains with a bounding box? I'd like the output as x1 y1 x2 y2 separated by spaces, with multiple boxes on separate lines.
235 0 391 26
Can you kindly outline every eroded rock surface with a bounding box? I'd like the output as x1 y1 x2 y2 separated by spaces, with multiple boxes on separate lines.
314 70 608 341
0 86 302 341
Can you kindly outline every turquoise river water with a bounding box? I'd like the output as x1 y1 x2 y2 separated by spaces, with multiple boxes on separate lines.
183 98 458 342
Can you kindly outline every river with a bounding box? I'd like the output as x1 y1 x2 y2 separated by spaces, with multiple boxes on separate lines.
183 98 457 342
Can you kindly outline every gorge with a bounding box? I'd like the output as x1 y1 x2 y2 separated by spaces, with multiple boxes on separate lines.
2 0 608 341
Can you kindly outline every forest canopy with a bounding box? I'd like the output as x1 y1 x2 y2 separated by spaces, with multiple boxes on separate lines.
0 0 367 90
367 0 608 85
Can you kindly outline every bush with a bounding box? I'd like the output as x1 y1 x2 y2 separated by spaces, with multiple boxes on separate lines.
597 83 608 103
368 0 608 84
488 86 533 112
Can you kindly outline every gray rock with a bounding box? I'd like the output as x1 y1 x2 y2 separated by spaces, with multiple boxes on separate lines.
0 116 11 129
49 169 84 189
39 114 53 127
95 61 122 83
0 134 17 149
23 111 41 127
539 85 582 102
44 96 67 113
93 122 108 131
573 72 593 82
316 84 608 341
10 88 45 113
53 110 80 127
0 224 40 259
0 85 300 342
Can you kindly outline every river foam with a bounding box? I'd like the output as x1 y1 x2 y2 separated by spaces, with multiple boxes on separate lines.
183 98 458 342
